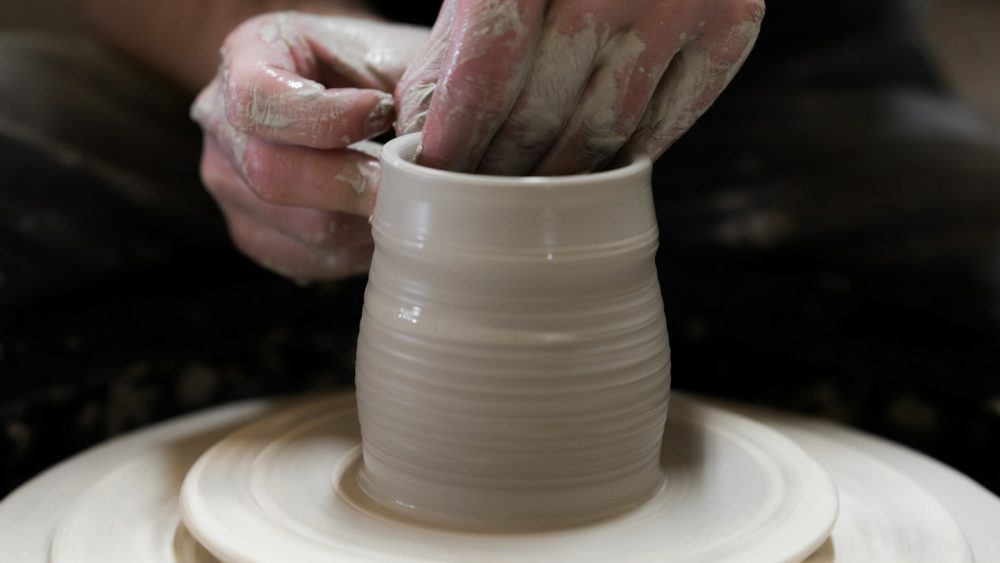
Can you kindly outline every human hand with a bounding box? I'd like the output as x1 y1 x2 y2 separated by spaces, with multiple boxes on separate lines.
193 12 429 281
396 0 764 176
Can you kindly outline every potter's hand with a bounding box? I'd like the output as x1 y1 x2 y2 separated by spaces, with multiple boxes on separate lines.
396 0 764 175
192 12 429 281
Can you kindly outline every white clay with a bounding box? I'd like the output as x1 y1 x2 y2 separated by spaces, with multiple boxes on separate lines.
467 0 528 40
180 393 837 562
355 133 671 529
719 402 975 563
7 391 998 562
477 16 609 173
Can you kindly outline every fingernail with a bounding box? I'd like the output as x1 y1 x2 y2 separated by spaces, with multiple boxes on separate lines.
364 94 395 137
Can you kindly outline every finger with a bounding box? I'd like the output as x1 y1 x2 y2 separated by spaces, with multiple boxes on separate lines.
222 13 395 147
238 136 381 217
395 0 458 135
225 207 374 282
417 0 547 172
476 6 612 175
201 137 374 248
622 0 764 160
531 11 691 175
199 83 381 219
198 78 381 215
192 78 250 167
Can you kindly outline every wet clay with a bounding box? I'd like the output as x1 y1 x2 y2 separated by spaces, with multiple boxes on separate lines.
354 133 671 530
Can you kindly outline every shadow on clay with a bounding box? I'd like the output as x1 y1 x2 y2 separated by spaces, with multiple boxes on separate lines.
659 402 707 483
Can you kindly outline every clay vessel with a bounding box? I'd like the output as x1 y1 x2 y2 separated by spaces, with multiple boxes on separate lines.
355 133 671 530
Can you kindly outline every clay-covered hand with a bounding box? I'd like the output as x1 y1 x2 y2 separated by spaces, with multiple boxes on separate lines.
396 0 764 176
192 12 428 281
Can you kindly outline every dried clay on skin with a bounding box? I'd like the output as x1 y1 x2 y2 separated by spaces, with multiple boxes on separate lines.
478 17 610 173
630 18 761 156
335 159 380 196
526 28 649 173
246 14 428 139
569 31 647 162
396 0 530 146
468 0 528 40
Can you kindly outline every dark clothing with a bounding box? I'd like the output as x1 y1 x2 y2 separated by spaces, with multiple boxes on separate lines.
2 1 1000 497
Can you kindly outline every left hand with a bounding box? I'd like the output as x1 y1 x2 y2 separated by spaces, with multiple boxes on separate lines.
191 12 429 282
395 0 765 176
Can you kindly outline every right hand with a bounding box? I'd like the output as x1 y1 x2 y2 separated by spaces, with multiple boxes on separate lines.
396 0 763 176
192 12 429 282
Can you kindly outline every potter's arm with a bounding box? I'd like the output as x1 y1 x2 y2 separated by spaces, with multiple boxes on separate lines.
83 0 379 93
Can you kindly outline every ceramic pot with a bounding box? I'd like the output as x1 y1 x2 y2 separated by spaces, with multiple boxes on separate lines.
355 133 670 530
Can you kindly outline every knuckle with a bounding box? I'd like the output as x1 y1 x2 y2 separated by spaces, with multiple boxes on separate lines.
190 95 213 125
221 62 268 132
223 78 253 131
440 73 512 119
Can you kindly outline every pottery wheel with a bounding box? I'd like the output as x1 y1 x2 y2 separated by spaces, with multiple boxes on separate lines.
50 446 218 563
8 392 991 562
177 393 836 563
717 402 974 563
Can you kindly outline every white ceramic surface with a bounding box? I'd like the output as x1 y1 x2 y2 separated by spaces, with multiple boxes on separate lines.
50 443 219 563
711 401 974 563
356 133 671 528
3 392 998 563
0 400 271 563
180 393 837 563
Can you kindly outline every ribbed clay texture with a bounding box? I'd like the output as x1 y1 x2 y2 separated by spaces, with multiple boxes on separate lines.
355 134 671 530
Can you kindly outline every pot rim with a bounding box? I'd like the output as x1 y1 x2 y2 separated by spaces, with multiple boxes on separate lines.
381 133 652 188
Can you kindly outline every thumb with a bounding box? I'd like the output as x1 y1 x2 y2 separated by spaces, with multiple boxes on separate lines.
222 13 399 148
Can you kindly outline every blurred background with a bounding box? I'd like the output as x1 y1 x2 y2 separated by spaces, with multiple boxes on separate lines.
2 0 999 501
4 0 998 126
